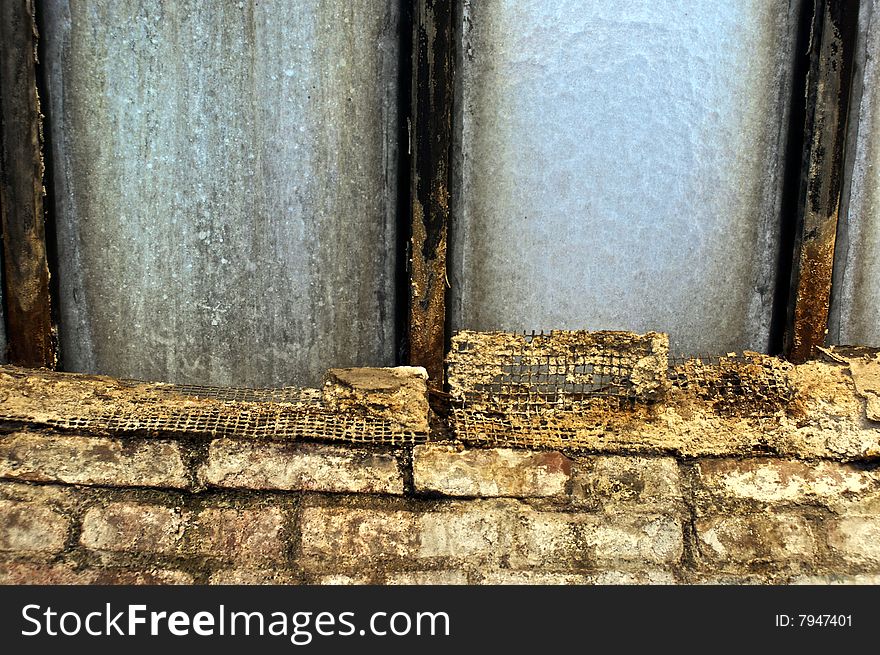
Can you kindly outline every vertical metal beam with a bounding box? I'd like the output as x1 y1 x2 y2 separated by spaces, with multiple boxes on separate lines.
786 0 859 362
408 0 454 390
0 0 57 368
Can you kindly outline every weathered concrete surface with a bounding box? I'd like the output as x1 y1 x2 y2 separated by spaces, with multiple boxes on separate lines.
1 350 879 457
848 351 880 421
42 0 400 386
830 0 880 347
446 330 669 404
451 1 800 354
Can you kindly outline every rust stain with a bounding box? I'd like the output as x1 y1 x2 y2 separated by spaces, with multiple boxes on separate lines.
790 226 837 363
786 0 857 364
408 198 447 386
408 0 454 392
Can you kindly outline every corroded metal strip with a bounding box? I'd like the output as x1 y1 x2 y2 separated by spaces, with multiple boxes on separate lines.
408 0 454 389
0 0 57 368
786 0 859 363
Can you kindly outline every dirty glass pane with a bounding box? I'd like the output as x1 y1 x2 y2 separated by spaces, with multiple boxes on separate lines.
830 0 880 347
43 0 400 386
451 1 801 354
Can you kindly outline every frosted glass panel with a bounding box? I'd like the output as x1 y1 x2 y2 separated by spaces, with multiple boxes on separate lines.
451 1 800 354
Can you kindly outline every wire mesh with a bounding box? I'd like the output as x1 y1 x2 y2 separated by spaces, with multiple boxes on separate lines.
667 352 796 417
35 404 422 445
0 374 424 445
447 329 668 410
448 331 796 448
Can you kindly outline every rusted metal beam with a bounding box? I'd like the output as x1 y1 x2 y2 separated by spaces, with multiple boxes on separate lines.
0 0 57 368
408 0 454 390
785 0 859 363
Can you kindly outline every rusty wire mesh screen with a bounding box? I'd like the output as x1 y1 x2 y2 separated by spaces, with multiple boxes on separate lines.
0 369 425 445
448 330 795 448
36 405 422 445
667 353 796 416
447 330 669 408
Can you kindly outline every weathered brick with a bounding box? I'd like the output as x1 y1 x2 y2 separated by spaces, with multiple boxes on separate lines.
696 514 817 565
208 569 301 585
0 479 79 505
0 562 90 584
189 507 288 565
314 573 374 585
511 512 683 569
413 444 571 497
384 570 469 585
0 562 192 584
478 571 590 585
695 458 876 508
80 501 288 564
559 514 682 567
826 517 880 567
89 568 194 584
588 570 678 585
300 507 418 564
691 574 772 585
0 432 190 489
831 490 880 515
477 569 677 585
302 500 681 573
0 499 69 554
80 503 186 555
301 501 519 568
200 439 403 495
417 505 516 558
790 573 880 585
569 455 682 510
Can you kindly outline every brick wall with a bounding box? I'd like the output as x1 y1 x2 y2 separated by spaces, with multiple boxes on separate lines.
0 353 878 585
1 435 878 584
